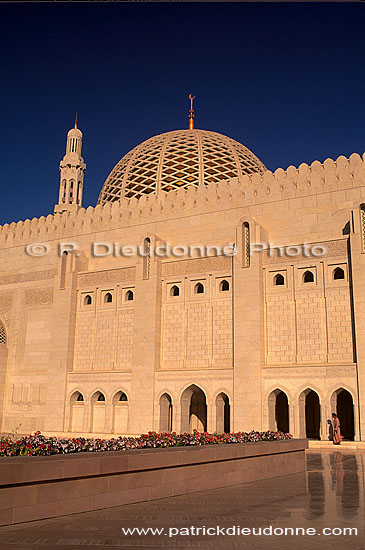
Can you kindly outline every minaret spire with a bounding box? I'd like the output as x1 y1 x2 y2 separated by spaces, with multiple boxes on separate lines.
54 117 86 214
188 94 196 130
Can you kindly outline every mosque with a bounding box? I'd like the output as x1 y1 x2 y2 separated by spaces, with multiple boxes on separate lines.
0 97 365 441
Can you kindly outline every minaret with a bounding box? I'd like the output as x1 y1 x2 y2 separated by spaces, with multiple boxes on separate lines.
54 116 86 214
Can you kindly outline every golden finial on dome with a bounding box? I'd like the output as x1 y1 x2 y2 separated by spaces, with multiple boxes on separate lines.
74 112 78 129
188 94 195 130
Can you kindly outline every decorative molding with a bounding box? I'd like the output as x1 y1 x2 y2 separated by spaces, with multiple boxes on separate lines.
162 256 231 277
243 222 250 267
0 309 10 326
78 267 136 288
0 293 13 308
263 364 356 378
262 239 348 265
324 239 348 257
0 269 57 286
24 288 54 306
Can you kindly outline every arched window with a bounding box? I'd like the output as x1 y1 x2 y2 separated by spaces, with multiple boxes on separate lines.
97 393 105 402
220 280 230 292
170 285 180 297
242 222 250 267
60 251 68 290
361 204 365 251
69 180 74 203
0 321 7 345
70 391 84 404
126 290 134 301
195 282 204 294
84 295 92 305
274 273 285 286
104 292 113 303
333 267 345 280
303 270 314 283
119 392 128 402
76 182 81 205
143 237 151 279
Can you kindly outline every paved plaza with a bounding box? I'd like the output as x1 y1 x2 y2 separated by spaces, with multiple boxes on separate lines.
0 449 363 549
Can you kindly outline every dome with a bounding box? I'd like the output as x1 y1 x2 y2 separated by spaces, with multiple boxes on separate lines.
97 129 266 204
67 127 82 138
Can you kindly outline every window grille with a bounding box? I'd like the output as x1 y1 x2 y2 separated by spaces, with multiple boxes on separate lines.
0 321 6 345
243 222 250 267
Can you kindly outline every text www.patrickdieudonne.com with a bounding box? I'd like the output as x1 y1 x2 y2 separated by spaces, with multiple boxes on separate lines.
121 525 358 537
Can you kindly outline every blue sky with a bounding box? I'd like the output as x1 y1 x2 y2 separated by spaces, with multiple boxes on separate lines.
0 3 364 225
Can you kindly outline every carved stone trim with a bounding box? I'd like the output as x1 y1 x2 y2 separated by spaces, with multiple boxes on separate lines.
262 239 348 265
0 269 57 286
78 267 136 287
0 292 13 308
24 288 54 306
263 364 356 378
0 308 10 327
162 256 232 277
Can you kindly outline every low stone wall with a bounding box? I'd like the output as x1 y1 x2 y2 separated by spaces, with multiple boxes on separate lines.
0 438 307 526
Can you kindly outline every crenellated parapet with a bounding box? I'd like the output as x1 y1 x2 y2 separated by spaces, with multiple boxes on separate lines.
0 152 364 248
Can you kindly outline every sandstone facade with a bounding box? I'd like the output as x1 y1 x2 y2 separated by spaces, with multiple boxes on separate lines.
0 122 364 441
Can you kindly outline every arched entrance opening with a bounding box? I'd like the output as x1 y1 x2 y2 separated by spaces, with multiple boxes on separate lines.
216 393 230 433
70 391 85 432
305 390 321 439
181 384 207 433
276 391 289 433
268 389 289 433
331 388 355 441
159 393 173 432
91 391 106 433
112 391 129 435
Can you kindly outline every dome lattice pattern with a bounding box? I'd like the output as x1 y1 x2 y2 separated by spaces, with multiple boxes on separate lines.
98 129 266 204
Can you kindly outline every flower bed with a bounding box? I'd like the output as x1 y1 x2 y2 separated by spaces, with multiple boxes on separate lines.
0 429 292 457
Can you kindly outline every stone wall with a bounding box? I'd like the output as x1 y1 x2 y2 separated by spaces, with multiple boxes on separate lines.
0 151 364 438
264 244 353 366
0 439 307 526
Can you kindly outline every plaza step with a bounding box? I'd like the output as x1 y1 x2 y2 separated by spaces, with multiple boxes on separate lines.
308 439 365 450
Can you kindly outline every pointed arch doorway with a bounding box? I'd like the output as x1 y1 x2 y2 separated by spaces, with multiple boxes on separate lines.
216 393 230 433
305 390 321 439
181 385 207 433
331 388 355 441
159 393 173 433
268 389 289 433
